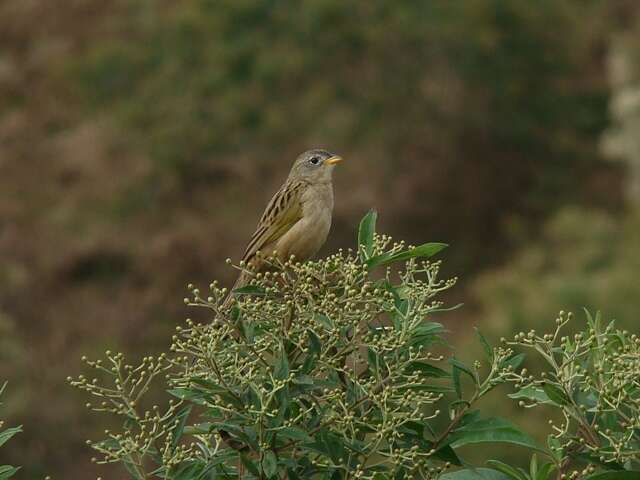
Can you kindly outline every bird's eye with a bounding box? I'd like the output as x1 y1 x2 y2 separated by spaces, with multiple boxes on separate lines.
309 156 321 165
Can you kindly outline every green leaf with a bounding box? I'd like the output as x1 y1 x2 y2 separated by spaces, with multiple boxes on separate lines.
547 436 563 463
241 454 261 477
287 468 302 480
409 322 447 349
123 458 146 480
486 460 529 480
584 473 640 480
366 242 448 269
405 361 449 378
358 210 378 259
394 468 407 480
584 309 603 334
308 330 322 355
188 378 229 394
262 451 278 478
171 461 208 480
457 410 482 428
301 353 318 375
274 347 290 380
233 285 267 296
368 348 381 373
183 422 214 435
387 282 409 329
238 318 255 343
388 282 408 310
574 453 625 471
292 375 314 386
541 383 571 406
0 466 20 480
508 385 553 405
500 353 526 371
344 438 368 455
314 313 334 330
529 453 538 480
449 417 543 452
313 430 346 464
244 384 262 410
449 358 477 383
302 331 321 373
414 322 447 336
449 358 478 386
439 468 511 480
0 426 22 448
475 328 494 362
433 445 463 466
535 462 556 480
277 427 313 443
167 388 209 405
171 405 192 450
399 421 424 437
274 388 291 427
219 391 245 410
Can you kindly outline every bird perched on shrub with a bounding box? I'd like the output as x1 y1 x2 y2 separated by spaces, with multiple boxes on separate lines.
226 149 343 304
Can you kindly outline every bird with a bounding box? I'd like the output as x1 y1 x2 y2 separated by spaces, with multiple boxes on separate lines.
225 149 342 305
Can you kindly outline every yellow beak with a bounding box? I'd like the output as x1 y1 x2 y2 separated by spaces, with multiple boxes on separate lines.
325 156 343 165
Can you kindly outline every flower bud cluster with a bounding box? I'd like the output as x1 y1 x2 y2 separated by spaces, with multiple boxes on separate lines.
504 311 640 465
68 351 192 469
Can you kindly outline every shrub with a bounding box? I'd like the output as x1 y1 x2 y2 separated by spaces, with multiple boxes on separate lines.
504 311 640 473
445 310 640 480
69 213 640 479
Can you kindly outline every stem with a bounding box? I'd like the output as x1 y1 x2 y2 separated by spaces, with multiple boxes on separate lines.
431 399 473 452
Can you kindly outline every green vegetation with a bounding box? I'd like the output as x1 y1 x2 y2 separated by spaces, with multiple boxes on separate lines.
2 2 639 478
73 1 616 233
474 208 640 338
69 214 640 479
0 383 21 479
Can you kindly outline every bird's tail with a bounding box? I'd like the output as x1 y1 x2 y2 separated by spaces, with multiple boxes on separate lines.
221 270 251 310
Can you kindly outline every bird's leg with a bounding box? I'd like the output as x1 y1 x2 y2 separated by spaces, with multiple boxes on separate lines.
283 304 294 337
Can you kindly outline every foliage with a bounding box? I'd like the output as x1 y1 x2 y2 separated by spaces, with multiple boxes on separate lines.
75 0 610 167
68 213 518 479
505 311 640 472
0 383 22 479
69 213 640 479
473 208 640 340
450 311 640 480
466 207 640 468
71 0 617 249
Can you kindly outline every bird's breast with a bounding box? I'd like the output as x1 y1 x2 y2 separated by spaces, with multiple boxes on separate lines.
275 184 334 262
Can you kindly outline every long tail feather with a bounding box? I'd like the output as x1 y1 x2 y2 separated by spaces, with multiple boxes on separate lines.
221 270 251 309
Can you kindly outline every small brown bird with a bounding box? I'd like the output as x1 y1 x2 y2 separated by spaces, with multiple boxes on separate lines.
227 149 342 301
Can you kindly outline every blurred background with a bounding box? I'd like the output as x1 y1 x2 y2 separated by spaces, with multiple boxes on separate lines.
2 0 640 477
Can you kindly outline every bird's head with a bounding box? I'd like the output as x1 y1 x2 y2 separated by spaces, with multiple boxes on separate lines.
288 149 343 184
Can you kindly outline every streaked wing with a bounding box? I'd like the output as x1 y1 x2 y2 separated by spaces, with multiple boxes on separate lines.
241 180 306 263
